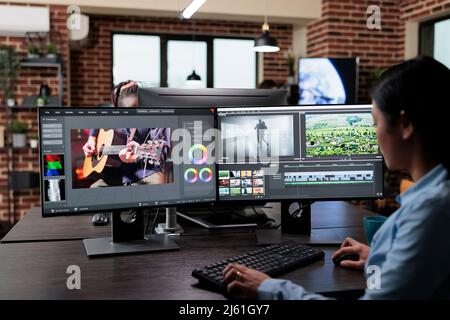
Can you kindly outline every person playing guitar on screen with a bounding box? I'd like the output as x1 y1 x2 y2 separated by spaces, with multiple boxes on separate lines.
82 80 171 187
83 128 171 187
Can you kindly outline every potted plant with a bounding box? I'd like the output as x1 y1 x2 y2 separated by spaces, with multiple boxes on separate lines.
9 120 28 148
46 42 58 59
27 43 41 59
29 132 39 149
0 46 20 107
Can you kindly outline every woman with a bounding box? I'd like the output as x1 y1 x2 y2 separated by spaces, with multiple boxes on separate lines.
223 56 450 300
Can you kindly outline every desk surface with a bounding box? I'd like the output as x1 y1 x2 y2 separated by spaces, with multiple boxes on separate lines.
0 233 366 300
1 201 376 243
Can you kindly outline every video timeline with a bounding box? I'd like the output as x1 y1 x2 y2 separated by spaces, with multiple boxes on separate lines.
284 170 374 185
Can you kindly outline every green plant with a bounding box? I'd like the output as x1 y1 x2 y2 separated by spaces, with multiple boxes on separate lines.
28 43 41 55
9 120 28 134
35 95 49 106
47 42 57 55
0 46 20 102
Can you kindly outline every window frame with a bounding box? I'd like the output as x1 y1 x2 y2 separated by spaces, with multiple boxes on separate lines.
418 14 450 58
111 31 259 89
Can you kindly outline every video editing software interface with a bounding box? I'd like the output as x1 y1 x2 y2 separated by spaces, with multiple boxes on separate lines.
217 105 383 201
39 108 216 216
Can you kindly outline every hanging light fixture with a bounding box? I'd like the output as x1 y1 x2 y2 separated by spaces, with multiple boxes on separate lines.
185 69 203 88
254 0 279 53
185 26 203 88
187 70 201 81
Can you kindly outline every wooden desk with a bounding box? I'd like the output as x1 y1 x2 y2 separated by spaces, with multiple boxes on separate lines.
0 233 366 300
1 201 376 243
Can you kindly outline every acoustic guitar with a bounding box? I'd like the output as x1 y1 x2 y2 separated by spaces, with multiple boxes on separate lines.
82 129 167 178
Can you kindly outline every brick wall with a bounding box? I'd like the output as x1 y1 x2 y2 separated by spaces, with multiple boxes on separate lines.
401 0 450 20
307 0 450 103
307 0 405 103
0 3 70 223
70 16 292 106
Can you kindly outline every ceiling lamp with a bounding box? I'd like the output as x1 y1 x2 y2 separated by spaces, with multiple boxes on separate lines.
254 0 279 53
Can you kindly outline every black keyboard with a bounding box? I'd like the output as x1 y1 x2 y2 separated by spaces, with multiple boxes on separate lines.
192 241 325 292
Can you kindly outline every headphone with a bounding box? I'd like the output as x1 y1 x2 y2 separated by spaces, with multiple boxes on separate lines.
111 80 139 107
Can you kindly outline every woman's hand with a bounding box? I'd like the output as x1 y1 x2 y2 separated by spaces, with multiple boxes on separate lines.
223 263 271 298
332 237 370 270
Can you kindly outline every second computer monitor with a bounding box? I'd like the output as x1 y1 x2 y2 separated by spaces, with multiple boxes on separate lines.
216 105 383 201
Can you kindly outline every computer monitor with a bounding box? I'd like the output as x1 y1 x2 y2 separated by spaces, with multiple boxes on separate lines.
216 104 383 202
39 107 216 256
138 87 288 107
298 57 359 105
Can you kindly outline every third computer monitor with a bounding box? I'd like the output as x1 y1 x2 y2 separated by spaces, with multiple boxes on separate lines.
216 104 383 202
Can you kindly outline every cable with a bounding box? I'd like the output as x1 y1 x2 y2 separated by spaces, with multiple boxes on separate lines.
145 209 151 234
149 208 160 234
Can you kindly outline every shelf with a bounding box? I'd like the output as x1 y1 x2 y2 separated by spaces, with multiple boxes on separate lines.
20 57 63 68
22 96 61 108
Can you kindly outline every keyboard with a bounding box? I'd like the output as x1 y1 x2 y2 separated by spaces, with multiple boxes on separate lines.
192 241 325 292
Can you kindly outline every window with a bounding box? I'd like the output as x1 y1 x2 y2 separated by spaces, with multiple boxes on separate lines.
420 16 450 68
214 38 256 89
112 34 161 87
167 40 207 88
113 33 258 88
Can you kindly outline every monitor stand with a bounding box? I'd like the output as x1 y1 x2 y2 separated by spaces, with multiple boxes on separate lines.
83 209 179 257
155 207 184 236
176 206 259 229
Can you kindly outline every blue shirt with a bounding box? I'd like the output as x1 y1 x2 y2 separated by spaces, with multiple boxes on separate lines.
258 164 450 300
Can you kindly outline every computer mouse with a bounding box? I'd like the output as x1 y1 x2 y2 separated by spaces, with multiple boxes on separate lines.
92 213 110 226
333 253 359 267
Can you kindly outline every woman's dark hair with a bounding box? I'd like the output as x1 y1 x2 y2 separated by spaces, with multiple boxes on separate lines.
370 56 450 171
111 80 139 107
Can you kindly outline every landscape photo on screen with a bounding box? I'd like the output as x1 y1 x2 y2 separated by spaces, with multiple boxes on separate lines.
305 113 378 157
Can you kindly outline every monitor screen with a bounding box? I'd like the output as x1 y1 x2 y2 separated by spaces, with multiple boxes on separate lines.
39 107 216 216
216 105 383 201
298 58 358 105
138 88 287 107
